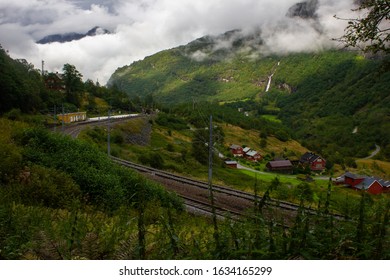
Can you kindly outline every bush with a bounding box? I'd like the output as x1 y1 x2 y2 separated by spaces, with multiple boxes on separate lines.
345 157 357 168
4 108 22 121
155 112 189 130
139 152 165 169
166 143 175 152
0 142 22 183
111 131 124 144
293 182 314 203
274 129 290 142
16 127 178 212
260 138 267 148
10 165 82 209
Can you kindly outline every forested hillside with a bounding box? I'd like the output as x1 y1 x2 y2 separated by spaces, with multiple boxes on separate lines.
108 32 390 162
0 45 140 117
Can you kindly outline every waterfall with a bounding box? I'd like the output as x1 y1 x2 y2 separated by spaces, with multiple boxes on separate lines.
265 61 280 92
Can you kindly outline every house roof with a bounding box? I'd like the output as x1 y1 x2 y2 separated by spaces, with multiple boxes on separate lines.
246 150 258 157
371 177 390 188
354 178 380 191
344 172 365 180
267 160 293 168
225 160 238 165
243 147 251 153
300 152 322 163
230 144 241 150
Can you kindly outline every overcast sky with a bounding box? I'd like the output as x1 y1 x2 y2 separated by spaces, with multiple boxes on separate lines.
0 0 357 84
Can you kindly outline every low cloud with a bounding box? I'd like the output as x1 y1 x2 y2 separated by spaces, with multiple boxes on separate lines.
0 0 357 84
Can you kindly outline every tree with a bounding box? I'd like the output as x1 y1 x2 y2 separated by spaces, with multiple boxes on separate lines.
192 126 225 165
336 0 390 54
0 47 43 113
62 64 83 107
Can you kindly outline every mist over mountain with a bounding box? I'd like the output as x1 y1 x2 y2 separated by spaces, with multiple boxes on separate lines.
171 0 329 63
37 26 110 44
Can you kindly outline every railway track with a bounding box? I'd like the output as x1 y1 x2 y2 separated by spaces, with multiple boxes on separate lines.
60 118 346 222
111 156 346 222
183 195 242 221
60 114 142 138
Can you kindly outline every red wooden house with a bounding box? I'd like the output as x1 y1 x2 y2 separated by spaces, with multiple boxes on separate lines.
300 152 326 171
377 178 390 193
44 72 65 92
356 179 385 195
244 150 262 162
343 172 365 187
229 144 244 157
337 172 387 195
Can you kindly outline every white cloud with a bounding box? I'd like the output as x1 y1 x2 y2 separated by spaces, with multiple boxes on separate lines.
0 0 358 84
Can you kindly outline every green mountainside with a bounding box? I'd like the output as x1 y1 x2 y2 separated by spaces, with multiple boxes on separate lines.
108 30 276 104
108 31 390 162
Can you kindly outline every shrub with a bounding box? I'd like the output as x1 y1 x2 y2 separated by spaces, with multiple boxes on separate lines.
0 142 22 183
11 165 82 209
16 127 178 212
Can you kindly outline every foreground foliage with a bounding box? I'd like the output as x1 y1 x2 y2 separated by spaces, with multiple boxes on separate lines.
335 0 390 55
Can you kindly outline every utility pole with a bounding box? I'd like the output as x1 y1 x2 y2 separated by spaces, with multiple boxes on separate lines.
208 115 219 249
107 109 111 156
61 103 64 132
53 105 56 132
208 115 213 193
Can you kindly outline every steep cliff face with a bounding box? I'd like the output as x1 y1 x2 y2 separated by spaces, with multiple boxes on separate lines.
286 0 319 19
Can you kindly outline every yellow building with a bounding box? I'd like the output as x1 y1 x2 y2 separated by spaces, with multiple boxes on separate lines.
57 112 87 123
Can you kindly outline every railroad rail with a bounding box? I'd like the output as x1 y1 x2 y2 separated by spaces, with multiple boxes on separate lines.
111 156 346 221
60 114 141 138
182 195 242 221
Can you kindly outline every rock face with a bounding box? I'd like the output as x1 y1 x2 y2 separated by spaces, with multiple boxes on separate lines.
354 0 365 5
37 26 110 44
286 0 319 19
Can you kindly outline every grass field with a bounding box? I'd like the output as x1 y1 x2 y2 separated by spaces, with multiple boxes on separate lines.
221 122 307 158
261 114 282 123
355 159 390 179
239 168 303 185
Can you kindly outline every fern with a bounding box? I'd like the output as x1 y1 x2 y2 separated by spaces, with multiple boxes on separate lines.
113 233 138 260
77 233 102 260
30 231 67 260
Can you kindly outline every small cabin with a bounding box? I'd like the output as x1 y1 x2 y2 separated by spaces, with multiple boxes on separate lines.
225 160 238 169
266 160 293 174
